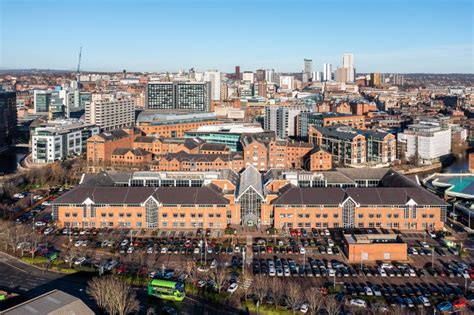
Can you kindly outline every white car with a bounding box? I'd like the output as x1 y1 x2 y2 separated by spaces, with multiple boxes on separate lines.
227 283 238 293
127 246 134 254
378 268 387 277
197 280 206 288
210 259 218 269
193 247 200 254
419 241 429 248
74 257 87 265
350 299 367 308
326 247 333 255
161 247 168 254
120 239 129 247
300 303 309 313
41 201 51 206
234 246 240 253
299 247 306 255
364 286 373 296
428 230 437 238
74 240 83 247
35 221 46 227
324 229 330 236
43 227 55 235
420 296 431 307
105 260 118 271
269 268 276 276
327 239 334 247
146 247 154 254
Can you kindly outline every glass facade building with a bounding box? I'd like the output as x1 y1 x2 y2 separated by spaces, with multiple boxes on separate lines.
146 82 211 112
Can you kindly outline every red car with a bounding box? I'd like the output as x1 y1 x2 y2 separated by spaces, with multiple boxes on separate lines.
290 229 297 237
468 268 474 279
266 246 273 254
452 297 467 309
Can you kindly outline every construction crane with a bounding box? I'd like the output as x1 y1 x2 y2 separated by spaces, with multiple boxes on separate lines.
76 46 82 84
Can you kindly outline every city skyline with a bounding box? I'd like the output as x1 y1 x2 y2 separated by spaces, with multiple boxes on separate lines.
1 0 473 73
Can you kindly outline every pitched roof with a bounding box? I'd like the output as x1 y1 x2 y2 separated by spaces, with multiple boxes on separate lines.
272 186 347 205
2 290 94 315
53 186 230 205
237 165 264 198
97 129 130 141
134 136 156 143
271 186 447 206
112 148 151 156
200 143 228 151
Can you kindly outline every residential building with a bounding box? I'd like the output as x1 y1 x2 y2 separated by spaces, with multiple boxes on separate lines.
185 124 265 152
264 106 309 138
111 148 153 167
0 90 17 153
32 119 99 164
370 73 383 87
303 58 313 82
146 81 211 112
85 95 135 131
342 53 355 82
323 63 333 82
309 125 396 165
298 112 366 138
204 70 221 101
151 152 243 173
265 69 275 83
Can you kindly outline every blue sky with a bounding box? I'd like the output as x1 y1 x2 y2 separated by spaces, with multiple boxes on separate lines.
1 0 472 73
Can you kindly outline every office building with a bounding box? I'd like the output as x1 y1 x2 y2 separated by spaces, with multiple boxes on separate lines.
146 82 211 112
265 69 275 83
397 118 451 163
137 110 219 138
52 166 446 231
303 59 313 82
48 92 65 120
370 73 383 87
85 95 135 131
323 63 333 82
242 71 254 83
264 106 309 138
31 119 99 164
204 70 221 101
255 69 266 82
335 67 349 83
34 90 53 113
0 90 17 153
279 76 294 90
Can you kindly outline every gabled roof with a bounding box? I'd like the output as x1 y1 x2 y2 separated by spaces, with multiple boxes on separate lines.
112 148 151 156
272 186 347 205
97 129 130 141
237 165 264 199
53 186 230 205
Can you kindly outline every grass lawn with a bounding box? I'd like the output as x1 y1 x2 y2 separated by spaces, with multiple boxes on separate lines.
243 300 291 315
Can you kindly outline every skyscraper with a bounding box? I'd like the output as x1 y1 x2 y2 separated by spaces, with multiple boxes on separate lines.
0 90 17 153
303 59 313 82
235 66 241 80
255 69 266 82
34 90 53 113
204 70 221 101
342 53 355 82
265 69 275 83
323 63 333 82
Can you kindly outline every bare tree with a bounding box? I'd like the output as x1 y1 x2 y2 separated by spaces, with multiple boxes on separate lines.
252 276 269 313
184 259 198 284
305 288 324 314
239 269 252 300
87 275 140 315
211 264 227 293
324 295 341 315
270 277 285 308
286 281 305 315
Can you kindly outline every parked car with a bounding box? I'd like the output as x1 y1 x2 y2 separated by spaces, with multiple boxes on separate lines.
227 283 238 293
350 299 367 308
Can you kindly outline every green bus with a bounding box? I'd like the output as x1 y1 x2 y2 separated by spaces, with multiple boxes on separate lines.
147 279 185 302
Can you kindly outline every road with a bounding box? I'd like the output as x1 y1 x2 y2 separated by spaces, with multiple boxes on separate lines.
0 252 242 314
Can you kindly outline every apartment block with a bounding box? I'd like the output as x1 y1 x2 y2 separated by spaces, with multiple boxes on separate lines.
299 112 365 139
85 95 135 131
309 125 396 166
146 81 211 112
